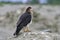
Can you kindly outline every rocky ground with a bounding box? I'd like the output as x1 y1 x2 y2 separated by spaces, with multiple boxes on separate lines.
0 29 60 40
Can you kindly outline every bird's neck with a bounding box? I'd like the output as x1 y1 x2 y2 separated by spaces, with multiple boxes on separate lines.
26 12 31 14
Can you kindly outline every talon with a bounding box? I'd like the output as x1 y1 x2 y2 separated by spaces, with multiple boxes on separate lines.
24 29 31 32
24 27 31 32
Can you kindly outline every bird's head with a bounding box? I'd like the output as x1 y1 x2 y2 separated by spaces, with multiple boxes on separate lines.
26 7 33 14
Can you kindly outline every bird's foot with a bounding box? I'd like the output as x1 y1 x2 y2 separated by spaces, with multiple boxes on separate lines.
24 28 31 32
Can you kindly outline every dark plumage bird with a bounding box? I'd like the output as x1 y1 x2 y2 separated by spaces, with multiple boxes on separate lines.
13 7 32 36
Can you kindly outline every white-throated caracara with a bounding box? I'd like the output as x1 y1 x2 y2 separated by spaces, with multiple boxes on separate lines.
13 7 33 36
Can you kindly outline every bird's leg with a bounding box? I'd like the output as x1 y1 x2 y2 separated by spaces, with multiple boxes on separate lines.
24 26 31 32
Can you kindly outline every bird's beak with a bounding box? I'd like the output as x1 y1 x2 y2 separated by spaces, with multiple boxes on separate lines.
31 9 33 11
30 9 33 14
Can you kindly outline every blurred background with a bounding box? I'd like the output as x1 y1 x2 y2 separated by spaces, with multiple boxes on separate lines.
0 0 60 40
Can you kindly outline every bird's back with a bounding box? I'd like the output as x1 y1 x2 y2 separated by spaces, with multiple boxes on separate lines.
17 12 32 26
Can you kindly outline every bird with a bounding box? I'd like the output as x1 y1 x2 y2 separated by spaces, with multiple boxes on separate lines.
13 7 33 36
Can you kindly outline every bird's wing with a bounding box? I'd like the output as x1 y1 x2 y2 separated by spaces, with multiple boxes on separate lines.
17 14 31 26
25 15 31 24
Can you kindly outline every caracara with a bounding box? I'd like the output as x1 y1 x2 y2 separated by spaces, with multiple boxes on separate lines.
13 7 33 36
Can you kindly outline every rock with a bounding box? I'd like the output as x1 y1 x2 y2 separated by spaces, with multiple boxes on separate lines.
7 32 60 40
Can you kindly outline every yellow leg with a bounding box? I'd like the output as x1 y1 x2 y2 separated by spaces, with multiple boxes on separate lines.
24 27 31 32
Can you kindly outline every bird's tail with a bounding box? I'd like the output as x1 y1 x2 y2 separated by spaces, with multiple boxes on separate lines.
13 25 23 36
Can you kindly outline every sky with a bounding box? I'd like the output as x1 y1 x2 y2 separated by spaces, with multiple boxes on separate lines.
0 0 47 3
0 0 28 3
